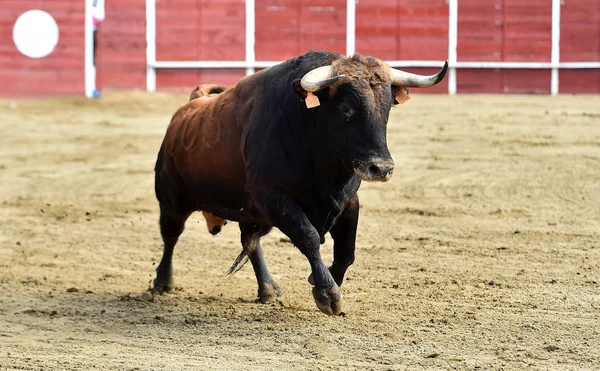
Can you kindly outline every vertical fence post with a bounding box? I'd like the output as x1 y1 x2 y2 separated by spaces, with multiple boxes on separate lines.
245 0 256 75
146 0 156 92
346 0 356 56
85 0 94 98
551 0 561 95
448 0 458 95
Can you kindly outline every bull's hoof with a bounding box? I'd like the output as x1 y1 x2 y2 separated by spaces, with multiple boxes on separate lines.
312 286 343 316
258 281 282 303
152 276 173 294
209 226 222 235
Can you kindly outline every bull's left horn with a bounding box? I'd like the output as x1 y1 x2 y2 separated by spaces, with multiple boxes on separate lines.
390 61 449 88
300 65 345 92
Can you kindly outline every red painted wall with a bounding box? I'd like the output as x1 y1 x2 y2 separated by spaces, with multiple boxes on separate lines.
0 0 84 97
559 0 600 93
96 0 146 90
1 0 598 97
457 0 553 93
355 0 449 94
255 0 346 61
155 0 246 89
97 0 600 94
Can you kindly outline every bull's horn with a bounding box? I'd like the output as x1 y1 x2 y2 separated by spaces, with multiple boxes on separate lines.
300 65 345 92
390 61 449 88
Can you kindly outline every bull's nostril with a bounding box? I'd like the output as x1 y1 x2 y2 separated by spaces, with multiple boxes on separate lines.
358 159 394 181
368 164 380 175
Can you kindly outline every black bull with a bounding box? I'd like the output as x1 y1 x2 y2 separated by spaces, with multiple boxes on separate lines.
153 50 448 315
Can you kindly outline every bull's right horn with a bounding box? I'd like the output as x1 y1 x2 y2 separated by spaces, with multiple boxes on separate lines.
300 66 345 92
390 61 449 88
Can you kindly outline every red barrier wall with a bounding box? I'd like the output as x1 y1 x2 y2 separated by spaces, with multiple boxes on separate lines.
0 0 84 97
457 0 553 93
356 0 449 94
0 0 598 97
559 0 600 93
96 0 146 89
255 0 346 61
155 0 246 89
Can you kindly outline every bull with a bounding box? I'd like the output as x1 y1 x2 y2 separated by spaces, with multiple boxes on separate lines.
153 51 447 315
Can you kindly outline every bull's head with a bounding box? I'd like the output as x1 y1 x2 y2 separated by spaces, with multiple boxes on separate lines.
295 55 448 182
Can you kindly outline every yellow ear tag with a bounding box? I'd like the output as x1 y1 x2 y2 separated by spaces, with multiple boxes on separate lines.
305 92 320 109
395 87 411 104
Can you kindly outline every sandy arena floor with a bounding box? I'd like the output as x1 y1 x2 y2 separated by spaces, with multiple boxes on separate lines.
0 92 599 370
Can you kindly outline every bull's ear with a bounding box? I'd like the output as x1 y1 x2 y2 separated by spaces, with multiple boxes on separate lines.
292 80 308 100
292 80 330 109
391 85 410 105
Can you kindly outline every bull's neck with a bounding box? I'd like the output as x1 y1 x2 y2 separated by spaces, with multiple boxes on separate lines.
307 126 360 233
305 122 356 191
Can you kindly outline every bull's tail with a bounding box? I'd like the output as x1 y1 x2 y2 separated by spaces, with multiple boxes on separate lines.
227 228 269 275
227 250 249 275
227 236 260 275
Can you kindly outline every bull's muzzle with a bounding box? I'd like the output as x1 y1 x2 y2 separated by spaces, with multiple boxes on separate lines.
353 158 394 182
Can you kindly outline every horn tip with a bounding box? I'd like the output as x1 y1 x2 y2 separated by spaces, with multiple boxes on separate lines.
436 61 449 84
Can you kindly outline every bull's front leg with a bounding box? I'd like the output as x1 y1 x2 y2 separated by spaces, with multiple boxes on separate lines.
256 190 342 315
309 194 358 287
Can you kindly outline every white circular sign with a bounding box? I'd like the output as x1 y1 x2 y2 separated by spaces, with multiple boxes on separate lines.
13 10 59 59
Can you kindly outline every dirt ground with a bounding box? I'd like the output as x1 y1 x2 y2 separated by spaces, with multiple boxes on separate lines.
0 91 599 370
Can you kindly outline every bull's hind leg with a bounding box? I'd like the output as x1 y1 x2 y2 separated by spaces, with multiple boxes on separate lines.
153 206 190 293
237 223 281 303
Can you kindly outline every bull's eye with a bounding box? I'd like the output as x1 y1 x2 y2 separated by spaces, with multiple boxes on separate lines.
339 104 353 117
